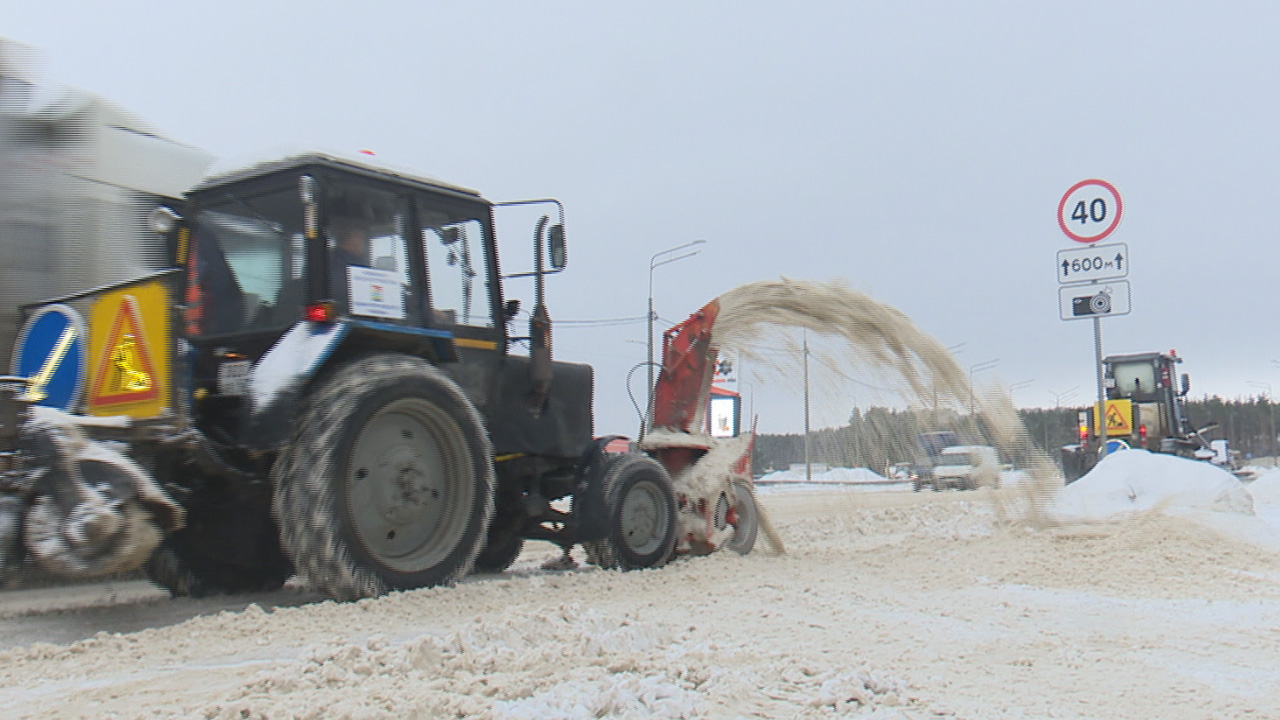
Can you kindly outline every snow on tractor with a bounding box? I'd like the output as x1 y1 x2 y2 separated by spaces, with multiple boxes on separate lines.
0 146 762 600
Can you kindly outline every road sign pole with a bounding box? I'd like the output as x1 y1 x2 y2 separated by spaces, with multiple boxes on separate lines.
1094 315 1105 444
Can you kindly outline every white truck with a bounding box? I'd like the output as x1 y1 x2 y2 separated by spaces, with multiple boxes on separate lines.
931 445 1000 491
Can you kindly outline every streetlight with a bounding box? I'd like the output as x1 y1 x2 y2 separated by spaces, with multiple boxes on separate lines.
969 358 999 414
1007 379 1035 404
644 239 706 439
931 342 966 410
1044 385 1079 452
1048 385 1080 409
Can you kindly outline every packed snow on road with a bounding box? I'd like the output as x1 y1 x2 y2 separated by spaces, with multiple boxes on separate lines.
2 450 1279 719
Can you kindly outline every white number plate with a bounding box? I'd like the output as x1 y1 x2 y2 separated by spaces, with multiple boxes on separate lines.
218 360 251 396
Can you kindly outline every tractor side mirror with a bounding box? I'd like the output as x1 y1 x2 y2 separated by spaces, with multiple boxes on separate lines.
440 226 461 245
547 224 566 270
504 298 520 321
299 175 318 238
1181 373 1191 397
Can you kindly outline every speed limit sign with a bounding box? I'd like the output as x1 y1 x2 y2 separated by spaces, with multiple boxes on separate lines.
1058 179 1123 244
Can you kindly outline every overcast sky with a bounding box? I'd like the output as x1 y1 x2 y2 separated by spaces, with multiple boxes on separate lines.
7 1 1280 434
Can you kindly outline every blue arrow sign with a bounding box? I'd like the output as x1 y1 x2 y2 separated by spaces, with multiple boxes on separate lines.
11 304 87 411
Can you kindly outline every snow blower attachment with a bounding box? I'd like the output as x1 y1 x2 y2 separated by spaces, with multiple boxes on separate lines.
641 299 782 556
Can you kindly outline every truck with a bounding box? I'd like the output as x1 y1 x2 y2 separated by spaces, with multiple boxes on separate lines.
0 50 760 599
930 445 1000 491
907 430 958 491
1059 350 1227 482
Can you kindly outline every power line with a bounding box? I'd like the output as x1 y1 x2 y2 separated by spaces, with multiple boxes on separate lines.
555 316 648 328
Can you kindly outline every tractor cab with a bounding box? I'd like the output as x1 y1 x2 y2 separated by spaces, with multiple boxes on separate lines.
178 153 500 342
1103 350 1191 446
165 153 578 455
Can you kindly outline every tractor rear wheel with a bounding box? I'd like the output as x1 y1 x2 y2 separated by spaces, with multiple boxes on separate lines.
583 453 677 570
272 354 493 600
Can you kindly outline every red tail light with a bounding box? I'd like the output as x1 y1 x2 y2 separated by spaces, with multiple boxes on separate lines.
1078 423 1089 442
305 302 336 323
1139 423 1148 447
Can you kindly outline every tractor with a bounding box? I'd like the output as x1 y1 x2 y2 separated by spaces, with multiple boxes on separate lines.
1059 350 1230 482
0 150 761 600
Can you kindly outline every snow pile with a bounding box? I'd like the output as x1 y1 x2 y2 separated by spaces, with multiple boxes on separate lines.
197 601 914 719
1050 450 1254 523
1247 469 1280 526
492 674 699 720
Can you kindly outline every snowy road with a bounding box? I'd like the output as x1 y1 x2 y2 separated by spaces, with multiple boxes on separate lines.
3 455 1280 719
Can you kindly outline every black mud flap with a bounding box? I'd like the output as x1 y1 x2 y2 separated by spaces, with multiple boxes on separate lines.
570 435 626 543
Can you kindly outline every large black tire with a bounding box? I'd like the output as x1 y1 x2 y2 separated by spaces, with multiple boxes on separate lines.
271 354 494 600
582 454 677 570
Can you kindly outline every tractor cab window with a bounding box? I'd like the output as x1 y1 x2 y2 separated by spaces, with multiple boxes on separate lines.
326 186 414 323
1110 360 1158 401
419 201 492 328
186 188 304 337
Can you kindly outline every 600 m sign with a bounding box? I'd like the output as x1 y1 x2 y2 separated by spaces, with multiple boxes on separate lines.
1058 179 1123 244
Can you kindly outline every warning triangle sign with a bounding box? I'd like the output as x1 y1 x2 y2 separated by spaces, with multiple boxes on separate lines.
90 295 160 407
1104 400 1133 435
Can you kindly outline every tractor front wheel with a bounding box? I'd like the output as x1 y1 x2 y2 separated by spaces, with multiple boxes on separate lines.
583 454 677 570
272 354 493 600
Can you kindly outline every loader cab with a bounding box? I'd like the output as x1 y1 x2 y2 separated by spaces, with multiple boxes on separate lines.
1103 350 1190 446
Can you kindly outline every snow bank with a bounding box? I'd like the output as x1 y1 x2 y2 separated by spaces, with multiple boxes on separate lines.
1050 450 1254 523
1247 469 1280 526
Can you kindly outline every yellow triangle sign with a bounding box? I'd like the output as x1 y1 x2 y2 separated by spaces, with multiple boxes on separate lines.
90 295 160 407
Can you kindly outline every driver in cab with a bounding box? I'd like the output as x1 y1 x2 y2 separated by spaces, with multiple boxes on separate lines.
329 219 371 305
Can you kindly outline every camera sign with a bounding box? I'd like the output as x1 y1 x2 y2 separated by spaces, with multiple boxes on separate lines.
1058 281 1131 321
1057 242 1129 284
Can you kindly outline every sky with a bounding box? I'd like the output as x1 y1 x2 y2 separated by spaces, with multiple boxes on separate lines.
6 1 1280 435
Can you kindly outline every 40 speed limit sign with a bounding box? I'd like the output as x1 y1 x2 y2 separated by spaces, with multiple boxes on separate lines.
1058 179 1123 244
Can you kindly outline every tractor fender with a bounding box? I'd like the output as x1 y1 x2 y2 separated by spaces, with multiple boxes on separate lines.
243 321 349 448
244 320 462 449
571 435 627 542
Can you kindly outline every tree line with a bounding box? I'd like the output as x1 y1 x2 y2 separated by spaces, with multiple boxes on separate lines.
752 396 1280 474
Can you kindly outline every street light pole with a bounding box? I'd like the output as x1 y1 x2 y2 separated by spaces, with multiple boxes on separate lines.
933 342 966 411
1048 385 1080 409
644 240 705 440
1046 385 1080 453
1007 379 1035 404
968 358 999 415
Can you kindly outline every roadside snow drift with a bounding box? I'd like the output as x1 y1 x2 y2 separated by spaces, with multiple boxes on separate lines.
1050 449 1255 522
